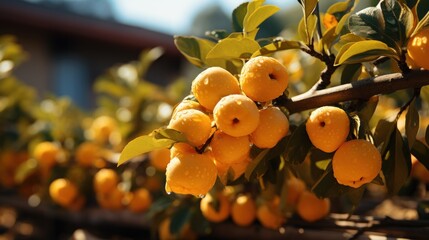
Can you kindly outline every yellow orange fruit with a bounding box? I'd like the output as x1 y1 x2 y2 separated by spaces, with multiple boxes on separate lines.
407 27 429 70
210 130 251 165
257 198 285 230
89 115 118 143
149 148 171 171
323 13 338 29
285 177 307 207
251 107 289 148
75 142 101 167
411 155 429 183
332 139 382 188
93 168 119 194
213 94 259 137
0 151 28 188
168 109 212 147
200 191 231 223
170 142 197 158
165 152 217 196
33 141 61 168
172 99 206 117
231 194 257 227
49 178 78 207
306 106 350 153
128 188 152 212
97 187 125 210
296 191 330 222
191 67 241 110
240 56 288 102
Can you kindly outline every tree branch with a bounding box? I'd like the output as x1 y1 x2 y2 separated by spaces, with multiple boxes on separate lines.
283 70 429 114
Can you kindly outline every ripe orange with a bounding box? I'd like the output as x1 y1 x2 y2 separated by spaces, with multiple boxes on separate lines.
93 168 119 194
240 56 288 102
172 99 206 117
332 139 382 188
407 27 429 70
213 94 259 137
33 141 61 169
89 115 118 144
231 194 257 227
323 13 338 29
167 109 212 147
97 186 126 210
149 148 171 171
158 218 197 240
75 142 101 167
128 188 152 212
257 197 285 230
285 177 307 207
165 152 217 196
296 191 330 222
210 130 251 165
191 67 241 110
170 142 197 158
411 155 429 183
200 191 231 223
49 178 78 207
306 106 350 153
251 107 289 148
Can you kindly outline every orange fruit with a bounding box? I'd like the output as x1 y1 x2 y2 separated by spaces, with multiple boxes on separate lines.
97 187 126 210
172 99 206 117
93 168 119 194
240 56 288 102
213 94 259 137
165 152 217 196
332 139 382 188
257 197 285 229
158 218 197 240
411 155 429 183
49 178 78 207
306 106 350 153
251 107 289 148
322 13 338 29
210 130 251 165
128 188 152 212
296 191 330 222
170 142 197 158
231 194 257 227
149 148 171 171
75 142 101 167
407 27 429 70
200 191 231 223
285 177 307 207
215 157 251 181
167 109 212 147
191 67 241 110
33 141 61 169
89 115 118 144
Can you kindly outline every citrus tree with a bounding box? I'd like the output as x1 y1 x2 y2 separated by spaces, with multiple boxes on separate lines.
114 0 429 237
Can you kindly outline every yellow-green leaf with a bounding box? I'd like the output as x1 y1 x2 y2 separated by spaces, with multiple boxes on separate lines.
334 40 399 65
174 36 216 68
118 135 175 166
244 5 280 34
206 36 260 60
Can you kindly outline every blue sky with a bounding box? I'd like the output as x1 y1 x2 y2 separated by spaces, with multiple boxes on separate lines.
109 0 297 35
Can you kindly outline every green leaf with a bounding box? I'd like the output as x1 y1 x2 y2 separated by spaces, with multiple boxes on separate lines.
170 206 192 235
252 40 307 57
206 35 260 61
243 5 280 35
311 163 352 198
232 2 248 32
337 63 362 84
412 8 429 35
334 40 399 65
301 0 319 18
374 119 398 156
284 123 312 165
245 148 269 180
299 14 318 44
378 0 413 46
358 96 379 124
174 36 216 68
411 140 429 170
348 7 398 49
405 98 419 148
117 128 185 166
382 128 412 196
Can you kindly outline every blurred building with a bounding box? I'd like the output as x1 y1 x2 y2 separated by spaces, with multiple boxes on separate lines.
0 0 182 109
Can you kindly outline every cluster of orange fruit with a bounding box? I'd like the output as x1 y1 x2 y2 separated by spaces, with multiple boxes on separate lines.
157 56 290 197
305 106 382 188
198 177 329 231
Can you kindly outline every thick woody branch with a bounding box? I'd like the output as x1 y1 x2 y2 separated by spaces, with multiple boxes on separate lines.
284 70 429 114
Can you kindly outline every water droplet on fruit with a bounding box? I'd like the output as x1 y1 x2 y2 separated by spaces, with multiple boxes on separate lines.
166 191 171 195
197 194 205 198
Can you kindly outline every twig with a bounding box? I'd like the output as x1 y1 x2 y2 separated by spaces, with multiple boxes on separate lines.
278 70 429 114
